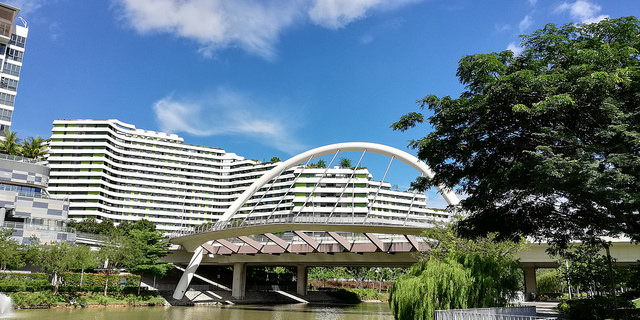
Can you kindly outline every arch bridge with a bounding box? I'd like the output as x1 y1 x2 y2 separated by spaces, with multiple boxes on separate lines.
169 142 459 300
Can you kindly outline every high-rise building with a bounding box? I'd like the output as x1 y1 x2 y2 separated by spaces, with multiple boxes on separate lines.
0 153 74 244
46 119 449 233
0 3 27 132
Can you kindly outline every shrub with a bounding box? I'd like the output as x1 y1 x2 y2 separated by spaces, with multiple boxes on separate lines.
559 296 634 320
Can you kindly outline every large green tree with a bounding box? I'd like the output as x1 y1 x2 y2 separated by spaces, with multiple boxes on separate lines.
392 17 640 247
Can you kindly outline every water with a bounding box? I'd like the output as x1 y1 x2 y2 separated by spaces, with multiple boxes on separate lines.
10 303 393 320
0 293 13 317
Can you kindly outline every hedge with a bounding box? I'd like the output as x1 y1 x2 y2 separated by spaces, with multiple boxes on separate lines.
0 273 51 292
64 273 141 289
0 272 141 293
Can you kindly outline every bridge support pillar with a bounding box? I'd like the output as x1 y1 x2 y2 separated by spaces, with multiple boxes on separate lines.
297 265 307 296
523 266 538 301
232 262 247 299
172 244 207 300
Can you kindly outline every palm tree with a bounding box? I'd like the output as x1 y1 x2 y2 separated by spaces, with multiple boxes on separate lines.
339 157 352 168
19 136 48 160
0 130 20 155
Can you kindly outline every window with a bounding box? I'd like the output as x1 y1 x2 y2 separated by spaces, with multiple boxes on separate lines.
6 48 22 62
9 34 25 48
2 62 20 76
0 93 14 107
0 77 17 91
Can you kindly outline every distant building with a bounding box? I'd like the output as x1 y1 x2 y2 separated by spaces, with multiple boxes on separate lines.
0 153 74 243
46 119 449 233
0 3 27 132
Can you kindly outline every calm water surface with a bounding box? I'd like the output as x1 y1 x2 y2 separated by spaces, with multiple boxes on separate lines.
11 303 393 320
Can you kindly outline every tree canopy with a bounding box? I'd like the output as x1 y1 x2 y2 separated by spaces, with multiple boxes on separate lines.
392 17 640 247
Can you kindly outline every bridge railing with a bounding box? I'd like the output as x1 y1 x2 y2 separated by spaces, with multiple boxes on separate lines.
170 213 440 239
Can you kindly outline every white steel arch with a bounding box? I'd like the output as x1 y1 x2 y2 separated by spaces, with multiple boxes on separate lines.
219 142 459 222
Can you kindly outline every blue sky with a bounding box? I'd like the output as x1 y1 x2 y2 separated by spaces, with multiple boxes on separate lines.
6 0 640 207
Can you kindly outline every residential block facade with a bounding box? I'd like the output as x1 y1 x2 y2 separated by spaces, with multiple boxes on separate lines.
47 119 449 233
0 3 27 132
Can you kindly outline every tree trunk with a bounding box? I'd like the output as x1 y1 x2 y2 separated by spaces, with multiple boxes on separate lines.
80 269 84 287
104 269 109 297
53 272 59 295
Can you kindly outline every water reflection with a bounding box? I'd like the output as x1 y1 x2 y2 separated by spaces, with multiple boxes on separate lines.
12 303 393 320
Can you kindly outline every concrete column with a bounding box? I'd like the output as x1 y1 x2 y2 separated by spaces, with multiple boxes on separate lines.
232 262 247 299
296 265 308 296
172 244 207 299
523 266 538 301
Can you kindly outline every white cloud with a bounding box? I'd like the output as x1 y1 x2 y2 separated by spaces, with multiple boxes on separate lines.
507 42 523 56
308 0 418 29
519 15 532 32
555 0 608 24
114 0 419 59
527 0 537 6
153 88 307 154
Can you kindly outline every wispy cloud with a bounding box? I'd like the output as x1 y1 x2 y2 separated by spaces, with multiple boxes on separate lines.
527 0 537 6
113 0 419 59
507 42 523 56
519 15 532 32
153 88 307 154
494 23 511 33
308 0 418 29
555 0 608 24
3 0 46 15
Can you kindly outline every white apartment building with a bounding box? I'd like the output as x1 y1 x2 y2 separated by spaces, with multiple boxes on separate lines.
47 119 449 233
0 3 27 132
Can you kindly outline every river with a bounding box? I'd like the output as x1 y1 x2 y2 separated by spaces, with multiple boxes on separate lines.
9 303 394 320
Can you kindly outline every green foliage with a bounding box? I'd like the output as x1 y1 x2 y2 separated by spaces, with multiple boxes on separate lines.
63 273 140 289
536 269 563 294
269 156 281 163
68 218 116 235
0 130 20 155
339 157 352 168
307 159 327 168
553 242 627 295
19 136 48 160
392 17 640 246
9 291 60 308
0 228 26 270
0 273 52 292
390 257 472 320
389 226 523 320
559 296 634 320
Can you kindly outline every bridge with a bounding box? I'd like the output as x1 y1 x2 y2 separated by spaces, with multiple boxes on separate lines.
167 142 639 301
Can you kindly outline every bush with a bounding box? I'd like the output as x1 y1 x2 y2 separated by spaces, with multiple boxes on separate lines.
63 273 140 289
559 296 635 320
0 273 51 292
327 289 360 304
8 291 62 308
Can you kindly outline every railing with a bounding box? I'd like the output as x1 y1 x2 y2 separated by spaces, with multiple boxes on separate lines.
170 214 437 239
1 221 75 233
434 306 557 320
0 153 41 164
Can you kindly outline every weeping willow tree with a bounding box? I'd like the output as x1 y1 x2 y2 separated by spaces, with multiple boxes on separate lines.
389 226 524 320
390 257 472 320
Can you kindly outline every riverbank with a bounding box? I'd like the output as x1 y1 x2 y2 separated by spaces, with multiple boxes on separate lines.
7 291 167 309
